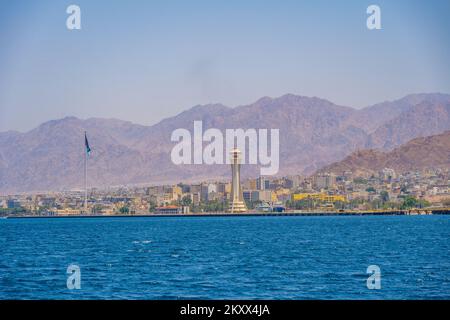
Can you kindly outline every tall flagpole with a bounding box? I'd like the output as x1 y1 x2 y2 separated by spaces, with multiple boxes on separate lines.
84 131 88 214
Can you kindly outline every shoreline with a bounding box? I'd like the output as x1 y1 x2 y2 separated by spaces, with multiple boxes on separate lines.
3 208 449 219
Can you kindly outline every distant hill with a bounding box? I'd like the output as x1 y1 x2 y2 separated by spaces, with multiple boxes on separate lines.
317 131 450 177
0 93 450 193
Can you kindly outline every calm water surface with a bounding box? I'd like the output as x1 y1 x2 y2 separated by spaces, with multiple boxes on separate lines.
0 215 449 299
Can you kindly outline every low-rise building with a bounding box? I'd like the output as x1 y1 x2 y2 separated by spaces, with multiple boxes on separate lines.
155 205 182 214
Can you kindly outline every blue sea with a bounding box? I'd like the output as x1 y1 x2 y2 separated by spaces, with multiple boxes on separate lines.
0 215 449 299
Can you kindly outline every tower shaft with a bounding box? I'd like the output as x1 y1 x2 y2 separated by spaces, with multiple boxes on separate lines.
229 148 247 213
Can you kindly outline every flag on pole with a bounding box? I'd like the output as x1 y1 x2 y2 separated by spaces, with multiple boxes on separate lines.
85 132 91 155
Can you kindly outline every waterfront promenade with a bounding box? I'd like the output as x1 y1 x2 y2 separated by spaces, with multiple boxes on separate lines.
4 208 450 219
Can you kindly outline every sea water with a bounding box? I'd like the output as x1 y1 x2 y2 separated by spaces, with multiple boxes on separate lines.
0 215 449 299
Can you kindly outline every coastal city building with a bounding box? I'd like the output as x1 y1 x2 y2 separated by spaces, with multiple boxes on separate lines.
0 167 449 216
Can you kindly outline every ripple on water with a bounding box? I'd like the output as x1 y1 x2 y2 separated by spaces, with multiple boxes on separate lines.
0 215 449 299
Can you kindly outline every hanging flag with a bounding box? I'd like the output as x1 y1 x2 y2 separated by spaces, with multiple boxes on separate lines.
85 132 91 155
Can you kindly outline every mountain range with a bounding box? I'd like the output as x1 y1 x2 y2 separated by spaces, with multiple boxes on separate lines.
0 93 449 193
317 130 450 177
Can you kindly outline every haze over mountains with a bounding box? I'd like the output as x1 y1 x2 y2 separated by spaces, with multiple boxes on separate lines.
0 93 449 193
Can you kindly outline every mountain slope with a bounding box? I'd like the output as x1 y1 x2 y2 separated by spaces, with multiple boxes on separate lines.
366 101 450 149
345 93 450 134
317 131 450 176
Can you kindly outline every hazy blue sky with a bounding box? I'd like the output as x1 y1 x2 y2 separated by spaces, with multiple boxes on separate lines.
0 0 449 131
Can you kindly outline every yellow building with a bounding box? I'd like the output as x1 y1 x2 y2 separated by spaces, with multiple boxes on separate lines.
292 193 347 203
273 188 290 202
